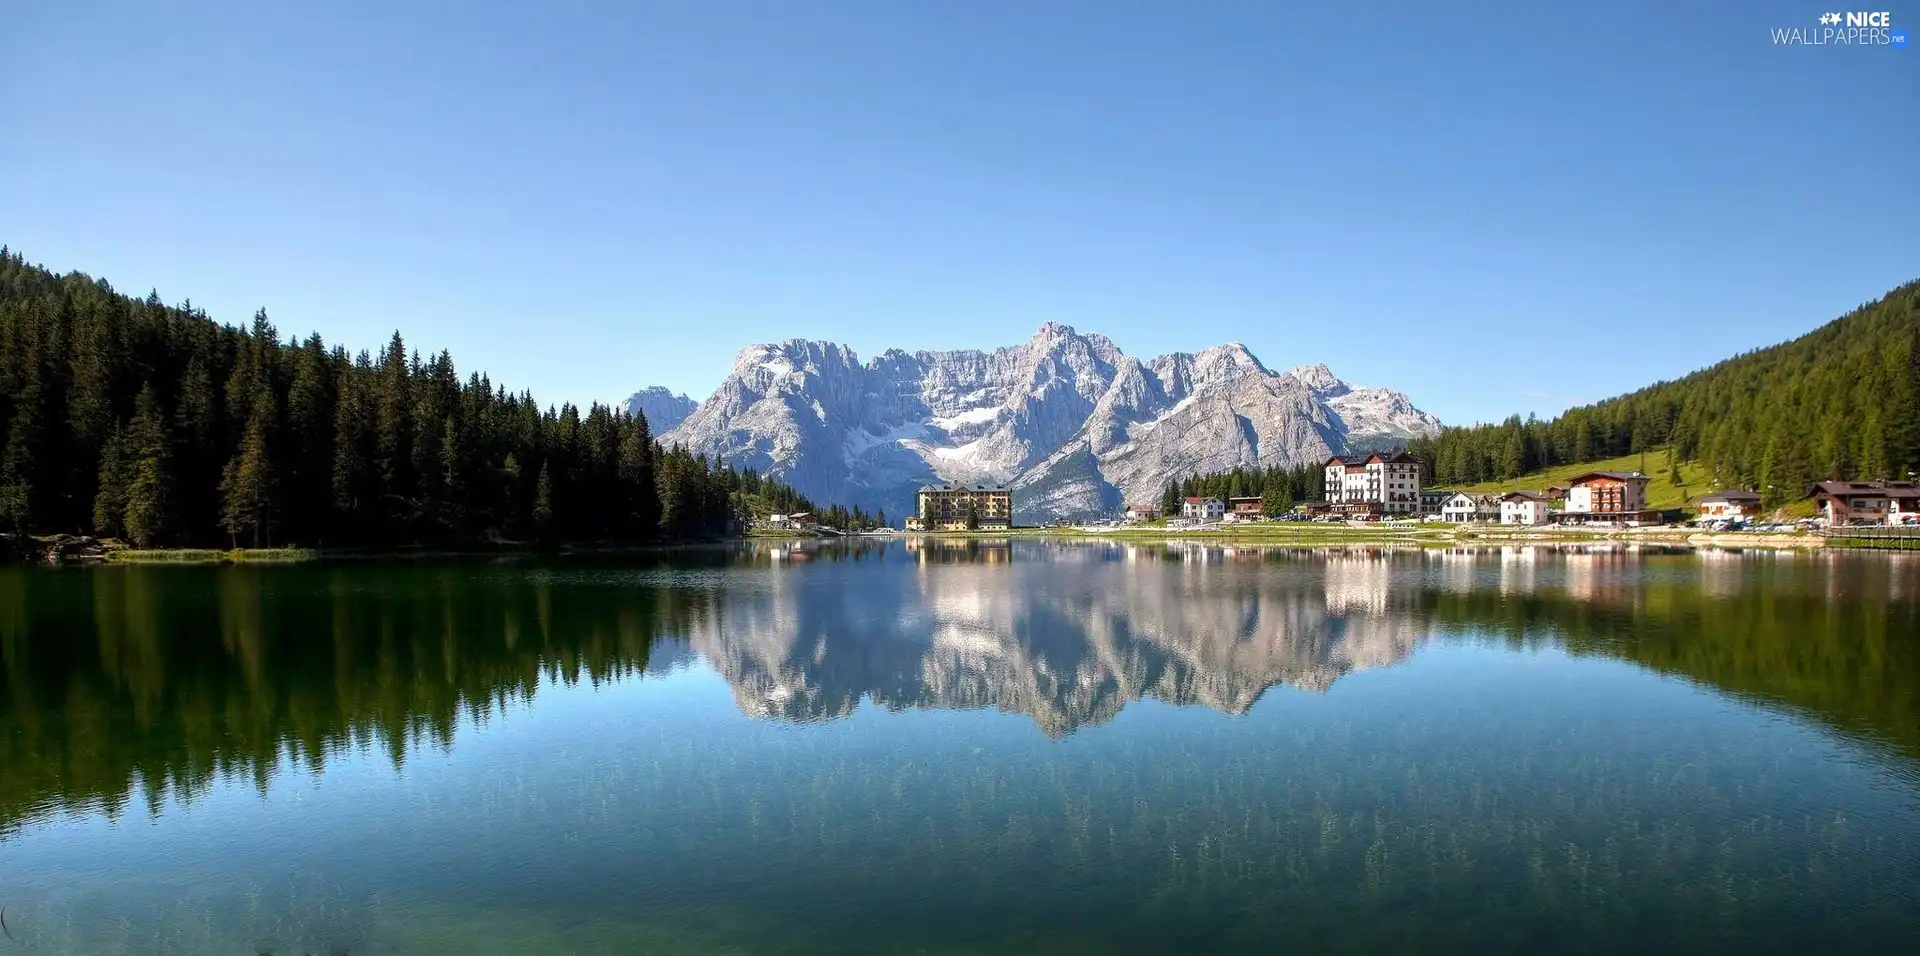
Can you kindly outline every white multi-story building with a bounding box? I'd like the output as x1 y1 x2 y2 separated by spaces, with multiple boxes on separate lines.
1181 497 1226 521
1499 491 1551 525
1562 471 1658 525
1322 452 1424 516
1441 492 1501 523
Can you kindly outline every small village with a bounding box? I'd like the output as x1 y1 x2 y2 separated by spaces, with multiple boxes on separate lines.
1128 454 1920 531
752 453 1920 539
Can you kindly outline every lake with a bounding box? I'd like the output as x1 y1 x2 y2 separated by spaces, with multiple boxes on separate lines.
1 540 1917 955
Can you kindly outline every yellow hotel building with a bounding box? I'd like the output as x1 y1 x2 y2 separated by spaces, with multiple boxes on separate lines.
911 483 1013 530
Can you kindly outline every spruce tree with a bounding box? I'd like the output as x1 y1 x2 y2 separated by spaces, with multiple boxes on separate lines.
221 402 277 547
1893 326 1920 476
374 332 413 514
1500 434 1525 480
123 386 171 547
92 423 129 537
331 364 376 537
284 335 334 540
1858 409 1890 481
617 412 656 537
532 461 554 542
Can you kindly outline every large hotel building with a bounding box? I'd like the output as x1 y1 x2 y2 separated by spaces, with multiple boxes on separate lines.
1322 452 1423 516
908 483 1013 530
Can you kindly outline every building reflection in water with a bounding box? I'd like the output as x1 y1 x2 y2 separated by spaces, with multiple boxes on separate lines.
2 541 1917 833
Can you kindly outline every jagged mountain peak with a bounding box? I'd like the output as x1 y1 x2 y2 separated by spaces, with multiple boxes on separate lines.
647 327 1440 522
621 386 699 432
1286 362 1345 393
1191 342 1269 388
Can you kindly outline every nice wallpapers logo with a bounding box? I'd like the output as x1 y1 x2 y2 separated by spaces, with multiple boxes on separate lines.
1772 11 1907 46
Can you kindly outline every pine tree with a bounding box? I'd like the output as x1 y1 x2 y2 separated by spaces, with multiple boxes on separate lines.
617 412 656 538
1858 408 1890 480
331 361 376 537
374 332 412 514
1500 433 1525 480
284 335 334 540
532 461 554 542
1892 326 1920 476
92 423 129 537
174 349 220 539
1260 480 1293 517
220 402 277 547
122 385 171 547
439 414 467 530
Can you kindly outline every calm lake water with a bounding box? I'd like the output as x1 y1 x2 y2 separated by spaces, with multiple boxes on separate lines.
1 540 1917 955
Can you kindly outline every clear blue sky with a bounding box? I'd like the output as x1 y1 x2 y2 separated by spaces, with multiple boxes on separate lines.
2 1 1914 426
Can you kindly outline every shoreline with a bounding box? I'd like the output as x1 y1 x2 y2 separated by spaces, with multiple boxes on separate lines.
16 526 1903 565
893 525 1838 550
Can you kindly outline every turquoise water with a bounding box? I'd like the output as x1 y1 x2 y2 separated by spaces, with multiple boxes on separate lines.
1 541 1916 954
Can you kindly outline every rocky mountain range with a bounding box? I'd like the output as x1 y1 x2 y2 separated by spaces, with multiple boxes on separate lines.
621 386 699 433
638 323 1440 521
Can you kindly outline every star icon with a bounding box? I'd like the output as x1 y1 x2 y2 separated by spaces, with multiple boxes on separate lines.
1818 12 1836 24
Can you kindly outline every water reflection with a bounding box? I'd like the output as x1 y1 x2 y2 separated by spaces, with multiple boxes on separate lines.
1 542 1916 837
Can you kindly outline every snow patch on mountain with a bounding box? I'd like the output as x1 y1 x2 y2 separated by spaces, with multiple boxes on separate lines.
645 324 1442 522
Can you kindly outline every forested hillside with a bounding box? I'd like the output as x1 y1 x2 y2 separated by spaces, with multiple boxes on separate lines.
0 248 823 547
1156 463 1325 517
1408 281 1920 505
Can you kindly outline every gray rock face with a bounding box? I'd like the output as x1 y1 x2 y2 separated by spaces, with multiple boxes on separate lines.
621 386 698 433
651 324 1441 521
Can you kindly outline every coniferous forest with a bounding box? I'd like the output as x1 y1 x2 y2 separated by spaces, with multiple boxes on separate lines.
0 248 822 548
1157 464 1325 517
1406 282 1920 504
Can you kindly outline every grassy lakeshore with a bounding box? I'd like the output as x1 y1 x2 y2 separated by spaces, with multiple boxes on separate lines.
898 522 1833 549
1442 448 1820 520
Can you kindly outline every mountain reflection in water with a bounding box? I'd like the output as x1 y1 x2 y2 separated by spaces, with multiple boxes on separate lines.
1 541 1916 836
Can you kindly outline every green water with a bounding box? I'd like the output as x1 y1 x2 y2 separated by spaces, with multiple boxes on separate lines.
0 541 1916 954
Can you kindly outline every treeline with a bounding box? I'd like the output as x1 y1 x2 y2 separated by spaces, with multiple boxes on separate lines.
813 503 888 532
1407 281 1920 501
1158 463 1324 516
0 248 821 547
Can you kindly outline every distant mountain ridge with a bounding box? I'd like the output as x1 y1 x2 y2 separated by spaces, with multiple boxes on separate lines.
621 386 698 433
634 323 1440 522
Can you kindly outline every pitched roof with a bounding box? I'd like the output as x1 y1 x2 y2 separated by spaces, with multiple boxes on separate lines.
1810 481 1886 497
1567 471 1649 485
1324 455 1348 466
918 482 1011 492
1501 491 1546 501
1699 490 1761 503
1184 496 1220 504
